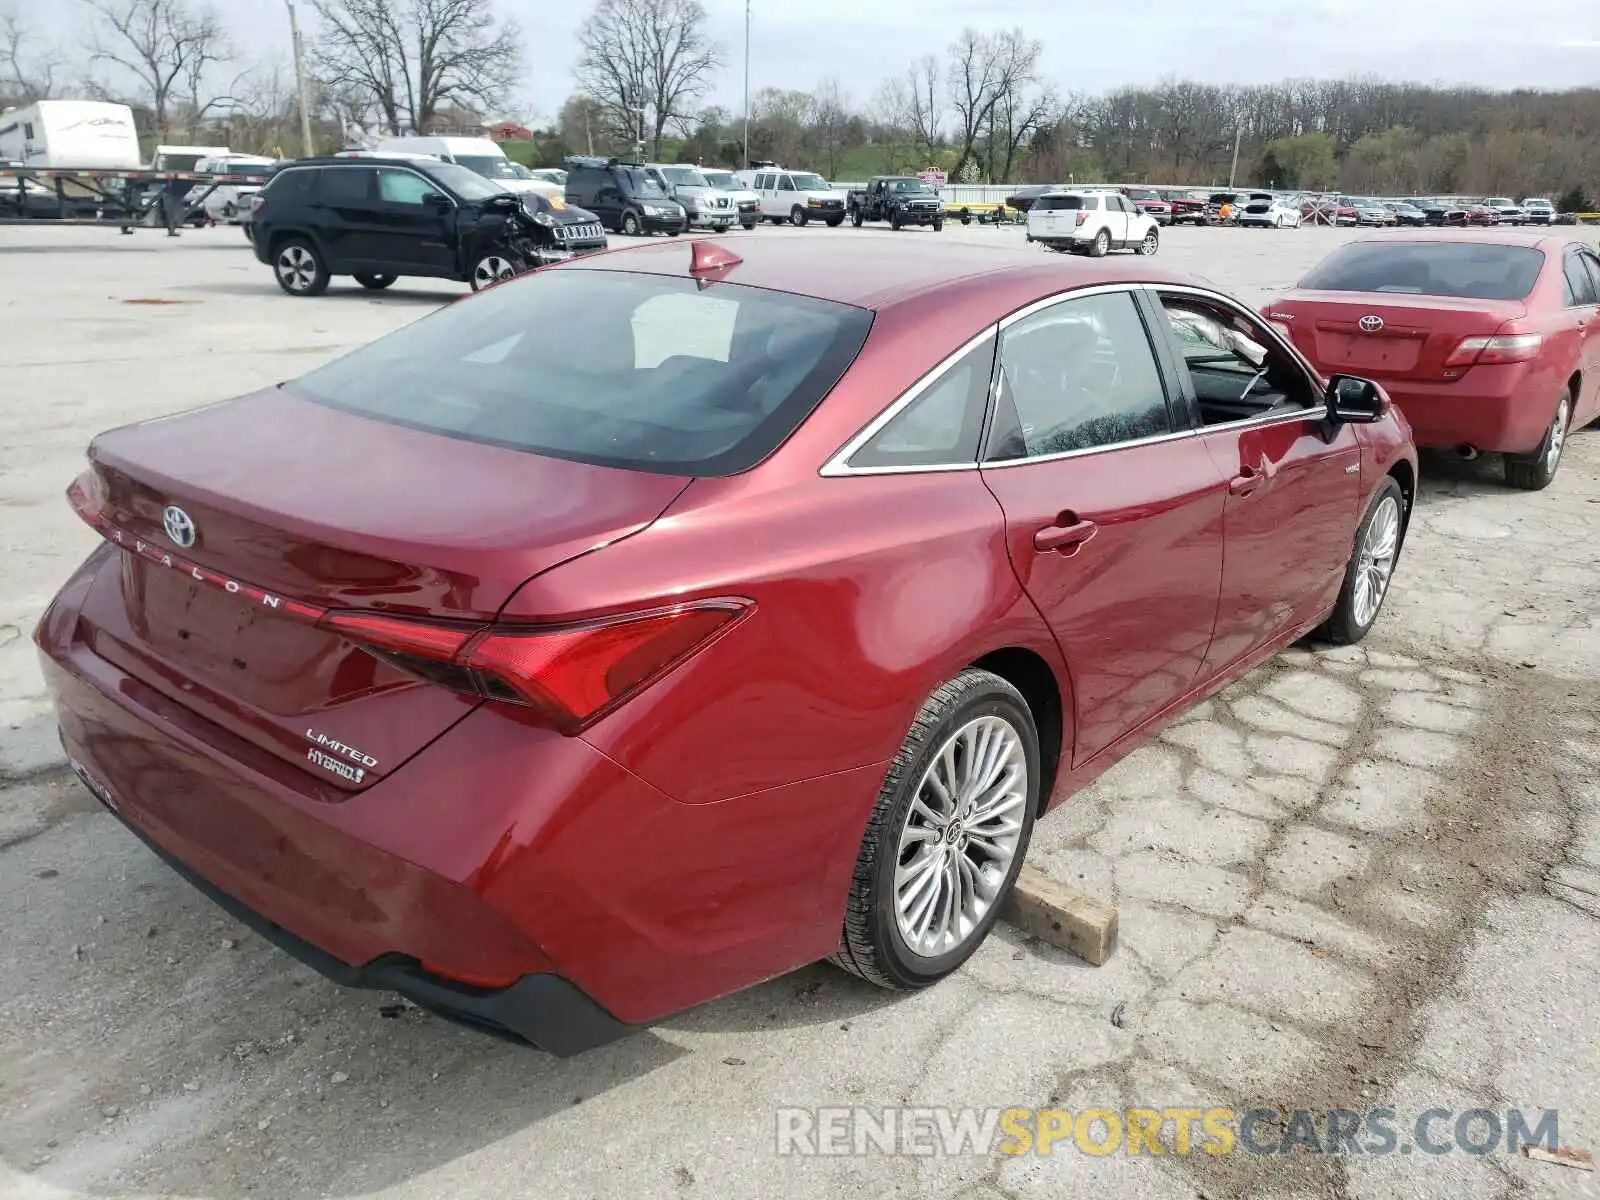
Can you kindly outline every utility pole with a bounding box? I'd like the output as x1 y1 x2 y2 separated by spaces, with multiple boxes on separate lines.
286 0 315 157
1227 122 1242 189
742 0 751 168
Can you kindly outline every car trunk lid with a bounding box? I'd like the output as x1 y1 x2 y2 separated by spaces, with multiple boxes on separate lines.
1266 292 1528 380
71 389 691 788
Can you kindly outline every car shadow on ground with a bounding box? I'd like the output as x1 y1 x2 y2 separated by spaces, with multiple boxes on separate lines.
1 782 912 1198
172 280 459 305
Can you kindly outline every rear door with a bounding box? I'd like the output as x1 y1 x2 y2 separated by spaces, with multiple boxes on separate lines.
1148 287 1361 670
978 286 1228 764
311 164 381 268
1106 195 1134 244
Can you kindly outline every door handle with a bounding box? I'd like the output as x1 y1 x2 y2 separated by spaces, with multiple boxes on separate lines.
1228 467 1266 496
1034 515 1098 554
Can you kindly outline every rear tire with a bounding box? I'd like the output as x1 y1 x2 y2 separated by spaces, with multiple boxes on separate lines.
1089 228 1111 257
932 219 943 232
890 211 902 231
831 668 1039 990
272 237 329 297
850 208 864 227
1505 393 1573 491
825 216 843 227
1318 477 1406 645
354 272 396 290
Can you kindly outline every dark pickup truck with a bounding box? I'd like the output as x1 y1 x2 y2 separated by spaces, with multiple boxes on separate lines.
848 176 944 230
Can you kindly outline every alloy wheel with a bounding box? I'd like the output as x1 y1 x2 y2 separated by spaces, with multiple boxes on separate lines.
893 715 1028 959
1545 396 1571 475
1351 495 1401 629
1142 230 1159 255
473 256 517 289
276 245 317 292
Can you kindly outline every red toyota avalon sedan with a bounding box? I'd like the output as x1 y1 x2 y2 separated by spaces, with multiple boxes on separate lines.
1265 232 1600 489
36 238 1416 1054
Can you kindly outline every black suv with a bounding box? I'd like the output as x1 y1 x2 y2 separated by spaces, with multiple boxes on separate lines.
250 155 608 296
563 156 687 236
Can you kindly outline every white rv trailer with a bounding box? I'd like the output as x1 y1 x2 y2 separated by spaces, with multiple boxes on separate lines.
0 101 141 169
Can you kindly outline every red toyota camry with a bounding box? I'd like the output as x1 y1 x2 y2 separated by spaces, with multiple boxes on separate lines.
36 238 1417 1054
1265 231 1600 489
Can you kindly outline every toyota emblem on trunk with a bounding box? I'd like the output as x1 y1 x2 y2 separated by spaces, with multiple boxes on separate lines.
1358 314 1384 333
162 505 197 548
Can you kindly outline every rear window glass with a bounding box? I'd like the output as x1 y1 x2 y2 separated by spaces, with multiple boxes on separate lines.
1298 242 1546 301
264 167 317 198
1037 195 1094 211
288 270 874 476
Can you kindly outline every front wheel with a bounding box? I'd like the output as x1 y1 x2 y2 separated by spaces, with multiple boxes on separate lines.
1088 228 1111 257
740 220 757 231
621 211 642 236
1134 228 1159 256
1319 477 1406 645
790 206 808 227
272 237 329 297
469 252 522 291
889 211 902 231
353 272 396 290
831 668 1040 990
1505 393 1573 491
932 220 943 232
851 207 864 227
825 216 843 227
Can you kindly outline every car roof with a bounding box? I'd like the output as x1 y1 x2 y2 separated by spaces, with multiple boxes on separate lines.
560 236 1202 311
1350 229 1572 249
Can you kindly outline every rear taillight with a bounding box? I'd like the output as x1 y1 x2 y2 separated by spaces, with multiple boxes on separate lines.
1443 333 1543 368
318 600 751 733
1075 211 1089 227
249 195 265 213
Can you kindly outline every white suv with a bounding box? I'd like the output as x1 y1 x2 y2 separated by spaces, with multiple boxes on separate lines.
1026 190 1161 256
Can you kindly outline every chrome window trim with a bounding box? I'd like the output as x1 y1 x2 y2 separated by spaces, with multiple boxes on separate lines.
818 281 1335 480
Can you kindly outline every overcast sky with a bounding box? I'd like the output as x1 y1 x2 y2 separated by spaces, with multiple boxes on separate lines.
33 0 1600 122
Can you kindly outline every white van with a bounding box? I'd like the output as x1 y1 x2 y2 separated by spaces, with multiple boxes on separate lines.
373 136 560 199
0 101 141 169
744 165 847 226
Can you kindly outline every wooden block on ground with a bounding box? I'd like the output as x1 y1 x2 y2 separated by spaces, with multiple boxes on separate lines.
1001 865 1118 966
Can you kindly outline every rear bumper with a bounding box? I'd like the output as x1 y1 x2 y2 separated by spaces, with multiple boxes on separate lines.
1383 366 1556 453
77 762 630 1055
34 549 882 1041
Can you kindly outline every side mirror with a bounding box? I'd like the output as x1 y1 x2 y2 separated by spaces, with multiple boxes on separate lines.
486 193 518 210
1326 374 1385 423
424 192 452 210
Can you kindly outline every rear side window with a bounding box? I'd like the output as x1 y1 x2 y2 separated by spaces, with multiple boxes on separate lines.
289 271 875 476
320 166 374 203
264 167 318 199
1300 242 1546 301
1563 252 1599 306
847 334 996 469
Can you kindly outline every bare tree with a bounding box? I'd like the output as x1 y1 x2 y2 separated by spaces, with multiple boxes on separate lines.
946 28 1038 180
557 92 605 155
869 75 914 172
992 79 1054 183
574 0 721 160
905 53 941 157
81 0 232 139
810 77 850 177
1 5 64 103
310 0 523 137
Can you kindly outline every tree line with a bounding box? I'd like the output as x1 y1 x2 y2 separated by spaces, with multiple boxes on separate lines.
2 0 1595 204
